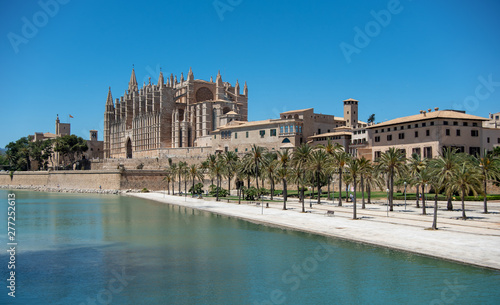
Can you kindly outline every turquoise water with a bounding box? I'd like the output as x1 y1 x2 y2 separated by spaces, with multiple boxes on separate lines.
0 190 499 305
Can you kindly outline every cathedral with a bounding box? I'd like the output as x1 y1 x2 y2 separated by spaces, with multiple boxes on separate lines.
104 68 248 159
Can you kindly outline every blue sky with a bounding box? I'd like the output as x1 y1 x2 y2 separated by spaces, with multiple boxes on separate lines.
1 0 499 147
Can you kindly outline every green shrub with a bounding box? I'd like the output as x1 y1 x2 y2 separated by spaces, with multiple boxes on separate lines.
189 183 204 195
141 188 149 193
208 185 228 197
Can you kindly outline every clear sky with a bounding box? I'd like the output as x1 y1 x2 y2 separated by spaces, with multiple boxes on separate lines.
1 0 499 147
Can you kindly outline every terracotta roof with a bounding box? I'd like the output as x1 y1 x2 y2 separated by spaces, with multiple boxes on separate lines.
309 131 352 139
366 110 488 129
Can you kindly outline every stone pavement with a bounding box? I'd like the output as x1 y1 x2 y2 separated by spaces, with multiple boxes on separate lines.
129 192 500 270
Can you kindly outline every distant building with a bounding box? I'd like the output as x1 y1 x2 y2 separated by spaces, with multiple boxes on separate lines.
366 108 493 160
29 116 103 169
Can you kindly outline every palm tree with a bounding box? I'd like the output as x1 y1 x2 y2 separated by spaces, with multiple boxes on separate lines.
358 157 371 209
476 152 500 213
308 148 329 205
248 144 266 200
333 150 350 206
449 160 482 219
414 167 432 215
206 154 217 186
223 151 239 195
319 140 341 202
277 149 291 209
367 114 375 124
433 148 463 210
378 148 406 211
263 155 278 202
169 163 178 195
289 168 307 212
188 164 203 196
346 157 361 219
163 168 173 195
407 153 427 208
213 157 225 201
292 144 313 204
177 161 187 195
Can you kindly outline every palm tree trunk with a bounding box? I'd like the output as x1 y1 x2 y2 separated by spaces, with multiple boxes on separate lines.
484 178 488 214
327 178 331 201
432 191 437 230
317 172 321 205
367 184 371 204
283 179 287 210
270 179 274 201
178 173 181 196
389 170 394 211
228 176 231 197
416 185 420 208
353 179 357 219
422 184 427 215
301 191 305 213
338 170 343 206
216 175 220 201
447 196 453 211
461 189 467 219
361 176 365 209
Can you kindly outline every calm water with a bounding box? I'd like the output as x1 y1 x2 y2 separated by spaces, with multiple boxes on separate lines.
0 190 499 305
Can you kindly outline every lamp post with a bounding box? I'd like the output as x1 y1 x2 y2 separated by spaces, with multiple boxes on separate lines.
386 188 390 217
404 181 407 211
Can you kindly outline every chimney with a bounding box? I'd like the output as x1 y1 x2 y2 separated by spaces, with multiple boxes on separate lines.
434 107 439 112
428 108 432 113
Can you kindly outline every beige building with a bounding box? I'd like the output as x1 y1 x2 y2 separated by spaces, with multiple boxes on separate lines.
366 108 490 160
104 68 248 159
211 100 369 155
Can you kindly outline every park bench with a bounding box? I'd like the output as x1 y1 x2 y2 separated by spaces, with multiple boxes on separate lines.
326 210 335 217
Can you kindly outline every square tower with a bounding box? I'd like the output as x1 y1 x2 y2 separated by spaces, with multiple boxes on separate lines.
343 98 359 128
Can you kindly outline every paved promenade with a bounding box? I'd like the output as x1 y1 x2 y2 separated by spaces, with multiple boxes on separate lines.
129 192 500 270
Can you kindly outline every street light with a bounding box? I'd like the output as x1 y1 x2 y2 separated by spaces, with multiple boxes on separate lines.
386 188 390 217
404 181 407 211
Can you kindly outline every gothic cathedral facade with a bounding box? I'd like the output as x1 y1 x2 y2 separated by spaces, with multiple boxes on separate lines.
103 68 248 158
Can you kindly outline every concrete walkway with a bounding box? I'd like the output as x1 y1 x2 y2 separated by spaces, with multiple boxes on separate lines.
128 192 500 270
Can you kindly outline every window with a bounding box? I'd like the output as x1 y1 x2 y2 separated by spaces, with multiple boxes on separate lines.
471 130 478 137
408 125 411 129
430 122 434 126
285 126 288 133
472 122 478 127
245 148 248 152
394 127 398 131
399 149 406 156
398 133 405 139
374 136 380 142
424 147 432 158
487 137 490 143
290 125 294 133
498 138 500 144
280 126 283 134
235 132 237 139
374 151 381 160
214 135 216 139
381 129 385 133
270 129 277 136
318 129 321 134
401 126 405 130
387 135 392 141
259 130 265 138
426 130 430 136
463 122 468 126
453 121 458 126
469 147 480 156
422 123 426 127
246 131 249 138
446 129 450 136
415 131 419 138
496 115 499 120
456 130 460 136
415 124 418 128
375 130 379 134
443 121 448 125
235 148 238 152
412 148 421 156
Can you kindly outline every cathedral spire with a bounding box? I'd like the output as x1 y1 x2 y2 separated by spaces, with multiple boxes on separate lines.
128 67 138 92
244 81 248 96
170 73 174 87
106 87 113 106
187 67 194 82
235 79 240 95
158 71 164 88
216 70 223 86
180 72 184 83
